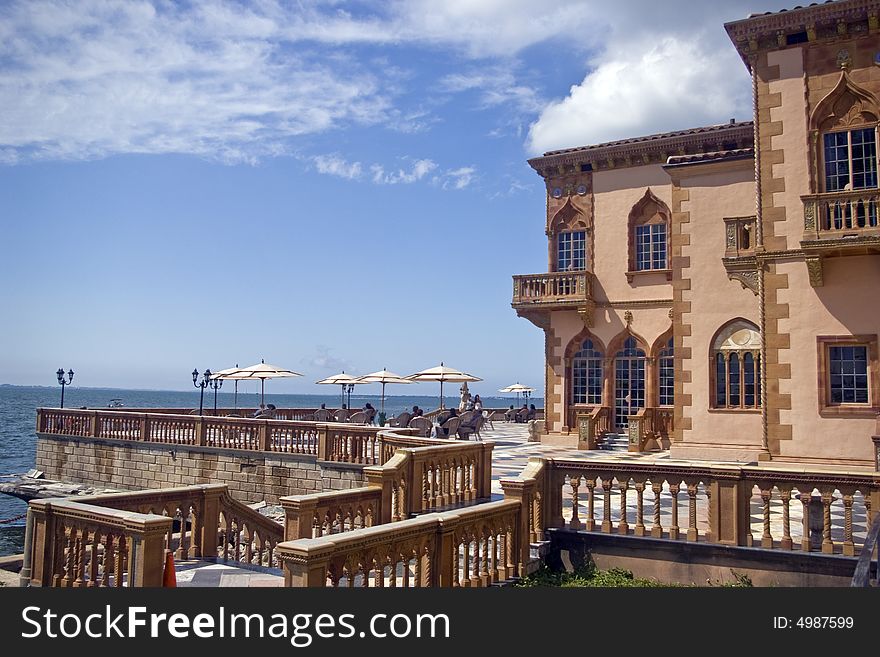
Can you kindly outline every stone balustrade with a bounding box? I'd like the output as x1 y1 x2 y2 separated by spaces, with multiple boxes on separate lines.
37 407 423 463
277 500 522 587
282 435 494 540
523 457 880 555
512 271 593 307
24 483 284 587
803 189 880 237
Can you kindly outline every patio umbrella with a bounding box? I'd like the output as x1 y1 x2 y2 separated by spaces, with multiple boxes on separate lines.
210 359 303 407
211 364 249 409
499 382 534 406
407 362 482 410
355 368 414 415
315 371 369 408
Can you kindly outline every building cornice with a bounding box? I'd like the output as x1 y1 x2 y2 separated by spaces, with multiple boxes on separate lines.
725 0 880 68
528 123 754 178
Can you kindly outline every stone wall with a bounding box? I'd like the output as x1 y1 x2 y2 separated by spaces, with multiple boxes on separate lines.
34 434 367 505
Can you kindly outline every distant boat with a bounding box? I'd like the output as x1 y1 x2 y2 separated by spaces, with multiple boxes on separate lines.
107 399 124 408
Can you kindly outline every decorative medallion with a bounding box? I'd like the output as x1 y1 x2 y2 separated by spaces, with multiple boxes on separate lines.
624 310 634 326
804 203 816 231
806 257 824 287
551 187 563 199
576 184 587 196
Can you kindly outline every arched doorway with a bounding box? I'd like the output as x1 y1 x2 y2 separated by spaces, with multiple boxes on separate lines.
614 336 646 429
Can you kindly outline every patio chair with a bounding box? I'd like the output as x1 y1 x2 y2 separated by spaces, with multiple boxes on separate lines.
504 408 517 422
314 408 333 422
458 410 475 426
302 413 317 421
348 411 368 425
514 409 528 423
364 408 377 424
387 411 412 428
408 416 432 437
457 414 485 441
333 408 350 422
438 416 460 439
485 410 504 430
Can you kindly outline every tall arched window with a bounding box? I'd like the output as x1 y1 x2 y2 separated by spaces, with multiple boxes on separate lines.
557 231 587 271
572 339 603 405
614 336 646 428
712 320 761 410
628 189 670 275
658 337 674 407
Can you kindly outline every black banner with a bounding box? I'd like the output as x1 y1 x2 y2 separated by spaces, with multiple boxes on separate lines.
0 587 873 653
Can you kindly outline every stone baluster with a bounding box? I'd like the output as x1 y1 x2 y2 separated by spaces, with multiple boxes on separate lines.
374 557 384 588
761 487 773 548
618 480 629 535
490 534 499 582
651 481 663 538
634 481 646 537
414 549 423 587
601 478 613 533
821 491 834 554
88 530 100 585
480 534 490 586
387 556 396 588
569 476 583 530
685 482 699 541
800 494 811 552
780 488 793 550
461 537 469 586
585 478 596 531
669 481 680 540
842 493 855 557
101 533 113 587
470 536 481 587
115 535 126 587
73 526 85 587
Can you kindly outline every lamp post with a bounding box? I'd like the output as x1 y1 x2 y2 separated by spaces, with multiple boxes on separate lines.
346 383 355 409
209 376 223 414
192 368 212 416
56 368 74 408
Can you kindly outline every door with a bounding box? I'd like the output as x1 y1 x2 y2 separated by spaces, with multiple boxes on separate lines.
614 337 645 429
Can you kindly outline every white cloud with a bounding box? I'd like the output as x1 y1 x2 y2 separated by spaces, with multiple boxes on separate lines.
527 35 752 154
301 345 349 372
439 67 543 114
313 154 363 180
525 0 776 154
434 166 477 190
370 158 438 184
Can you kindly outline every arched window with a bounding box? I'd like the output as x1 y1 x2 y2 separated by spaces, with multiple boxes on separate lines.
628 189 670 274
572 339 603 405
712 320 761 410
809 71 880 230
658 337 674 407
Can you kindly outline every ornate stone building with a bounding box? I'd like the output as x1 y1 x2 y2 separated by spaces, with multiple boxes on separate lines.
514 0 880 467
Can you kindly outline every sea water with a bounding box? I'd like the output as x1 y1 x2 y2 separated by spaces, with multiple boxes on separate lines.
0 385 541 556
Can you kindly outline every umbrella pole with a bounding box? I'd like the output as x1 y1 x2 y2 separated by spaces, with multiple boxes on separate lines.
381 382 386 415
261 379 265 407
234 380 238 410
440 380 444 410
340 384 344 409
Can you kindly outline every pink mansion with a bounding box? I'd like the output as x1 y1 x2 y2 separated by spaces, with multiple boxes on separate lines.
514 0 880 467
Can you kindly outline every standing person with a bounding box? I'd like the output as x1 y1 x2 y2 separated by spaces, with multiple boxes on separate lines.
527 403 537 421
473 395 483 413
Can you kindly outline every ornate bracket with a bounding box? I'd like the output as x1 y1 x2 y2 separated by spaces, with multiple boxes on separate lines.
516 310 551 330
805 256 824 287
578 301 596 328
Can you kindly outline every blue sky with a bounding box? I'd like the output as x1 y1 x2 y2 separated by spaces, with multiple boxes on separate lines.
0 0 784 394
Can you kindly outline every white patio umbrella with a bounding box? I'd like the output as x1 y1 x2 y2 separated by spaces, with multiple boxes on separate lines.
407 362 482 409
315 371 369 408
499 382 534 406
355 368 414 415
210 359 303 407
211 363 251 409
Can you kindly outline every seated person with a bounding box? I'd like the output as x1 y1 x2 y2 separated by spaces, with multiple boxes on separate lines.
412 405 423 417
437 408 458 436
516 404 529 423
251 404 266 418
527 404 537 421
363 402 376 424
504 405 516 422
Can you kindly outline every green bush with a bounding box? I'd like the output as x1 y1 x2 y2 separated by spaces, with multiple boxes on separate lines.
516 564 670 588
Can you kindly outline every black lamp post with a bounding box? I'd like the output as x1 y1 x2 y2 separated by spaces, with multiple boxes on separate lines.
346 383 355 409
192 368 212 416
56 368 74 408
209 376 223 414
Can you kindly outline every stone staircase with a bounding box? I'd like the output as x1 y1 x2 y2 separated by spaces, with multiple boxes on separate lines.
598 432 630 451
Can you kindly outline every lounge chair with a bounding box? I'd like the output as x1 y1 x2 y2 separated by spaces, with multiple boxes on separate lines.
438 416 460 439
347 411 368 425
387 411 412 428
408 416 432 437
314 409 333 422
333 408 350 422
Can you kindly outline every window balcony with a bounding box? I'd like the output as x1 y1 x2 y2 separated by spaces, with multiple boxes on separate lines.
800 191 880 286
511 271 593 311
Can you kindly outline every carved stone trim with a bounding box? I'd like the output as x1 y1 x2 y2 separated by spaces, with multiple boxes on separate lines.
806 257 824 287
577 302 596 328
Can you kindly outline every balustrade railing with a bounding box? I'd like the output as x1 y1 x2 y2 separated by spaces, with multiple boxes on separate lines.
26 484 284 587
536 457 880 555
803 190 880 238
277 500 522 588
512 271 592 305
